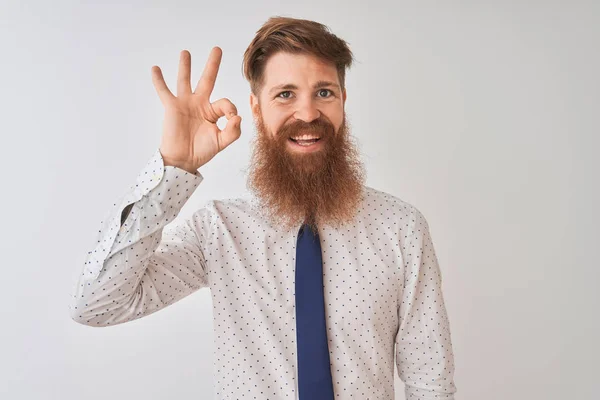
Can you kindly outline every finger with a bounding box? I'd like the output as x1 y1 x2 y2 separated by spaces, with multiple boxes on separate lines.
218 115 242 151
177 50 192 96
151 66 175 105
208 98 238 123
194 46 222 100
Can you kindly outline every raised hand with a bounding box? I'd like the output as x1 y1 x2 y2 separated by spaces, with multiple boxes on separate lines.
151 47 242 174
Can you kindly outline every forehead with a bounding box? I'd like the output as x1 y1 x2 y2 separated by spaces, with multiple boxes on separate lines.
262 51 339 89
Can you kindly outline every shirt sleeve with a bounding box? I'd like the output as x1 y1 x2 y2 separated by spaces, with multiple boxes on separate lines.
69 148 208 327
395 207 458 399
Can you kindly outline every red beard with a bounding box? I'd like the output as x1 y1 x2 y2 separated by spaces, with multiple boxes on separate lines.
247 110 366 233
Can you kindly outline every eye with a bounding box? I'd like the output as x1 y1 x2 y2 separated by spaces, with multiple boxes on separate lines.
276 91 293 99
317 89 333 98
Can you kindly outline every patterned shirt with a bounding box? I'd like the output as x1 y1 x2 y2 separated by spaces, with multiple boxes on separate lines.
70 148 457 399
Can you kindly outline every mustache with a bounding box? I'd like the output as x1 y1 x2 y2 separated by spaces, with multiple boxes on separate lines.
276 118 336 140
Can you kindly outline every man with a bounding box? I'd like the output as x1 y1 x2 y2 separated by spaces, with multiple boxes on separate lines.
70 16 457 400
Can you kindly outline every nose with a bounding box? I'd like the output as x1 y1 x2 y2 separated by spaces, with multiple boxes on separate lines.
293 98 321 123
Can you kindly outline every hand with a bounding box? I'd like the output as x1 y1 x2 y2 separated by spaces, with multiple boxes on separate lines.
151 47 242 173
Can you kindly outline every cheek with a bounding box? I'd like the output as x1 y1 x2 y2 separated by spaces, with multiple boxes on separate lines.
268 114 293 137
325 108 344 132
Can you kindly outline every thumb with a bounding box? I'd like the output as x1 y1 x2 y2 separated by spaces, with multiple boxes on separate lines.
219 115 242 150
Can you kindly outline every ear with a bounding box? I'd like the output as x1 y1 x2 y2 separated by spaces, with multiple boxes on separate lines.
343 88 347 104
250 93 260 120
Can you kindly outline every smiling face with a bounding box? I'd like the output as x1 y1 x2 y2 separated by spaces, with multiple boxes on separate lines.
246 51 365 232
250 51 347 152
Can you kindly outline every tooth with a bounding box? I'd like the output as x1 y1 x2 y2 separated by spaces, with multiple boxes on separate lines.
293 136 319 140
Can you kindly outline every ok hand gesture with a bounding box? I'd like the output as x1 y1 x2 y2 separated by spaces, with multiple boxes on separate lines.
152 47 242 173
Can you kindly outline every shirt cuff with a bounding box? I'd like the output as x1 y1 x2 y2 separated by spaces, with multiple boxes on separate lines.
83 148 204 278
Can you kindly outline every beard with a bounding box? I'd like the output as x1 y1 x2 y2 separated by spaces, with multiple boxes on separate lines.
246 107 366 233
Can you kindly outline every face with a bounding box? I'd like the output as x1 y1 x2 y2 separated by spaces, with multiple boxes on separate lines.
246 51 365 232
250 51 347 152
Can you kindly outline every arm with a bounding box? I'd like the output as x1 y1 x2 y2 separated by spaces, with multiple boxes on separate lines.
395 207 457 399
69 148 209 327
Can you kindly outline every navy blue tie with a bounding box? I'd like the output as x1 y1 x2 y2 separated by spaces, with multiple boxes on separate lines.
295 223 334 399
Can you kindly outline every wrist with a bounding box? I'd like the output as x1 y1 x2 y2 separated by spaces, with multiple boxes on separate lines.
161 157 197 176
172 164 198 175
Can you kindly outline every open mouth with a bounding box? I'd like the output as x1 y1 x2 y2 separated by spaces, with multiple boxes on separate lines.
289 137 321 146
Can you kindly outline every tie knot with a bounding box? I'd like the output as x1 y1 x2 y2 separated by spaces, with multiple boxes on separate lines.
299 223 319 240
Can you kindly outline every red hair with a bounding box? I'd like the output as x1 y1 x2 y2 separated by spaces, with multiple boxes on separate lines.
242 16 355 95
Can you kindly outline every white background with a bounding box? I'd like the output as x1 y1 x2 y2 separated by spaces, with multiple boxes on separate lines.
1 1 598 399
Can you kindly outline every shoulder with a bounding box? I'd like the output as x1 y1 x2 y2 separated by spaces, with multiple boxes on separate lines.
360 185 432 232
189 194 256 226
362 186 421 217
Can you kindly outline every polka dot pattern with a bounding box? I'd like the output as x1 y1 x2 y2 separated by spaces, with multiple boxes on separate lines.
70 148 457 399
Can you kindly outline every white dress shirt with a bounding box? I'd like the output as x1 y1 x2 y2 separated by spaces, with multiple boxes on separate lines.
70 148 457 400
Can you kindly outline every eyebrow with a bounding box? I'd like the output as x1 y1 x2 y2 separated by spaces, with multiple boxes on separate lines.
268 80 341 95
